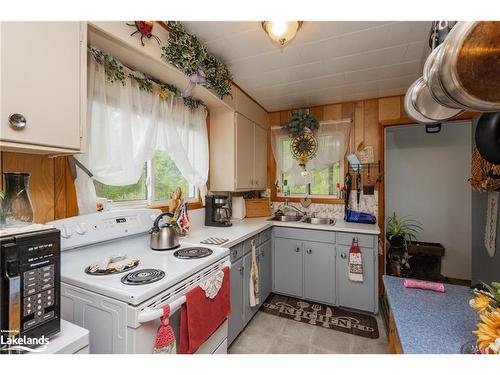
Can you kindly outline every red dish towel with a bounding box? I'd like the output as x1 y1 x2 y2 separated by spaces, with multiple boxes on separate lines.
179 266 231 354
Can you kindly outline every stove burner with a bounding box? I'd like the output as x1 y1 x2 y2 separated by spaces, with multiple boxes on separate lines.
174 247 213 259
121 269 165 285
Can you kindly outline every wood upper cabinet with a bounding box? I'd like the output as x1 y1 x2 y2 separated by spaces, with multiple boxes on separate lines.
0 22 87 154
235 113 255 189
209 110 268 192
253 123 268 189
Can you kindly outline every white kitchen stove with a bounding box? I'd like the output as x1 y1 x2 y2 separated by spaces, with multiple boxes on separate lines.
48 209 230 354
59 233 228 305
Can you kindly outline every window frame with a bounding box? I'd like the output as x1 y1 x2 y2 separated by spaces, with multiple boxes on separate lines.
97 157 200 211
277 161 344 199
275 133 344 200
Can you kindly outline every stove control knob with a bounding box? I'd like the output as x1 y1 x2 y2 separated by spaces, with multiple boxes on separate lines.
75 222 87 235
60 225 73 239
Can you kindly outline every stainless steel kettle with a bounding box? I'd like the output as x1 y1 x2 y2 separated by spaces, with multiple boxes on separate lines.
150 212 180 251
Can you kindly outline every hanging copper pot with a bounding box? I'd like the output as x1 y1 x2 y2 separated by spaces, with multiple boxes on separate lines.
438 21 500 112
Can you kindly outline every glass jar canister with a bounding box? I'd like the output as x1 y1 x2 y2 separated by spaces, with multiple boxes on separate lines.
1 172 34 228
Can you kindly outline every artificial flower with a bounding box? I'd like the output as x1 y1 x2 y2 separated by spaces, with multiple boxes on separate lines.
473 309 500 352
489 337 500 354
470 294 493 314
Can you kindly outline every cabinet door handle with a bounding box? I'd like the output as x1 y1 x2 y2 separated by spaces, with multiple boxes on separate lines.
295 247 300 253
340 253 347 259
255 179 258 186
239 266 244 274
306 249 312 254
9 113 27 130
232 249 238 257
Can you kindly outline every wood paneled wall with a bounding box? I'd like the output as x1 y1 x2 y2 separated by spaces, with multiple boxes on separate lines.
0 153 78 223
268 95 407 169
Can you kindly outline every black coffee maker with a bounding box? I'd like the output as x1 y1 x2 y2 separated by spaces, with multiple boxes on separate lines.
205 195 232 227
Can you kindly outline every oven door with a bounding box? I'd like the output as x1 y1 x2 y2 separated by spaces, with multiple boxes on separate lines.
127 312 228 354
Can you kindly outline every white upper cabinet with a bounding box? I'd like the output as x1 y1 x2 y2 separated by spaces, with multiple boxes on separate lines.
0 22 87 154
210 110 268 192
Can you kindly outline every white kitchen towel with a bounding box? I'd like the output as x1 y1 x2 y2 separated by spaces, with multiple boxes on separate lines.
485 191 499 257
249 240 260 307
199 269 224 299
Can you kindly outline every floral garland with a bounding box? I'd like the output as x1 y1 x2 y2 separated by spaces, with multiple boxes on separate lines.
89 47 205 110
162 21 233 99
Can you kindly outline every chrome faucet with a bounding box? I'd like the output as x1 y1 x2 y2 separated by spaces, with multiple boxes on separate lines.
284 199 307 216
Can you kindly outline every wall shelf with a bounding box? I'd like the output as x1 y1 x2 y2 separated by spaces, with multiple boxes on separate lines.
87 22 234 113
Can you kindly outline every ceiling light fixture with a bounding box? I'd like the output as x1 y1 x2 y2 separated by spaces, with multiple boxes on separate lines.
262 21 303 48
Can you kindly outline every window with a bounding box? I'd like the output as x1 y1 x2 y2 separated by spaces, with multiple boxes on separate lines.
278 138 343 198
94 150 197 206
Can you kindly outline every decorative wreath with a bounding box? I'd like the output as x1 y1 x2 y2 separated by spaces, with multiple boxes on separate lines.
291 131 318 167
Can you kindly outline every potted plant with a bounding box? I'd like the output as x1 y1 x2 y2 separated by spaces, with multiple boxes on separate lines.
386 212 423 248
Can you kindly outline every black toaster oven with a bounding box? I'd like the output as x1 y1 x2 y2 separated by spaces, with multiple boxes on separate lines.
0 228 60 352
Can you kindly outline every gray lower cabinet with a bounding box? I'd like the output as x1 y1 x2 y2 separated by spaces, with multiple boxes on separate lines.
243 251 259 325
227 256 244 345
336 245 377 313
273 237 303 297
258 239 272 302
303 241 336 305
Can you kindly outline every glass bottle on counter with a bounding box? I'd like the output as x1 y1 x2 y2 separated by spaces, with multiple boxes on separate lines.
1 172 34 228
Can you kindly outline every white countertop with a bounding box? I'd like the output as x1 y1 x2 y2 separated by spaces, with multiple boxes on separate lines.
32 320 89 354
183 216 380 248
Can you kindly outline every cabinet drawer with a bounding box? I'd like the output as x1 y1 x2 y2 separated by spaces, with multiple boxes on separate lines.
273 227 335 243
230 243 244 262
336 232 375 248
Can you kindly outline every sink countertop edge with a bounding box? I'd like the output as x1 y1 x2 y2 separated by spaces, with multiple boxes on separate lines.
183 216 380 249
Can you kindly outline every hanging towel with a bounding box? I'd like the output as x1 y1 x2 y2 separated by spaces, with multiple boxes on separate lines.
153 305 177 354
485 191 499 257
348 238 364 282
249 240 260 307
179 267 231 354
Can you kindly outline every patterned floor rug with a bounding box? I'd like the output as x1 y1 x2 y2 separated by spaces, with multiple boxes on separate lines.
261 294 379 339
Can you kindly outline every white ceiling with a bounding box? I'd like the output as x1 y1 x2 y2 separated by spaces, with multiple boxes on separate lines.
183 21 432 112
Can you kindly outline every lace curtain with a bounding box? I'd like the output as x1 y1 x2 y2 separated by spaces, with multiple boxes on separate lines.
75 56 209 213
271 119 351 187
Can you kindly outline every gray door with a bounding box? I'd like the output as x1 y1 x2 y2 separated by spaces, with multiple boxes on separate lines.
303 241 336 304
259 240 272 302
336 245 375 312
273 237 303 298
243 252 259 325
227 257 244 345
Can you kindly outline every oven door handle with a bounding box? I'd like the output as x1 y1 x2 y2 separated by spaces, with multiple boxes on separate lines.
137 295 186 324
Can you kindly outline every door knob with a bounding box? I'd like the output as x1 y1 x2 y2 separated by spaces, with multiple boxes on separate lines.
340 253 347 259
295 247 300 252
9 113 27 130
306 249 312 254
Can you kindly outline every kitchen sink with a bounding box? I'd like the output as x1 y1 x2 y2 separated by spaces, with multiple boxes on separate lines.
267 215 303 222
303 217 336 225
